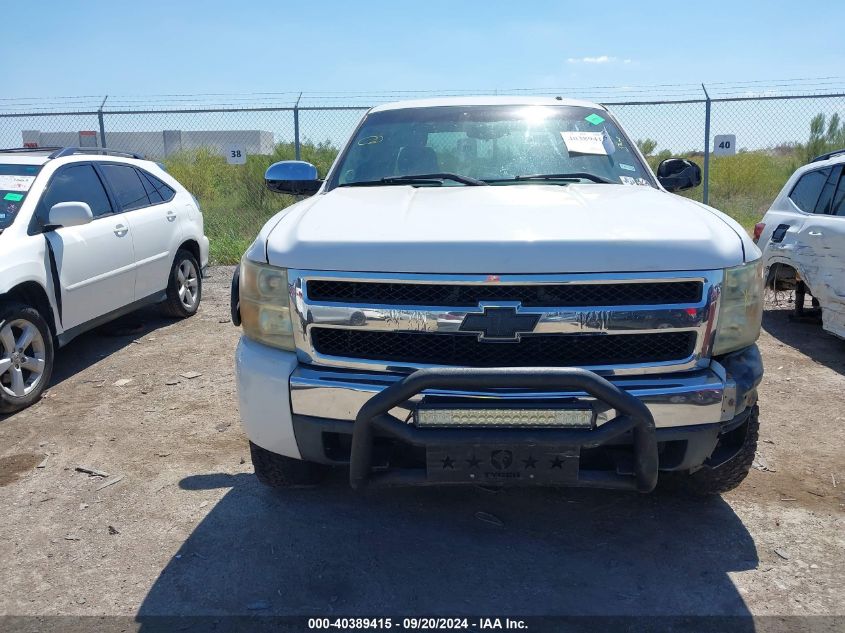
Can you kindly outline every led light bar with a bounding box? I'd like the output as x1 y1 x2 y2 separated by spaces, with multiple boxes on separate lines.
415 407 593 429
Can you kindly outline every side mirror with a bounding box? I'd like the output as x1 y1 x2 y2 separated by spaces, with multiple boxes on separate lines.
48 201 93 228
657 158 702 192
265 161 322 196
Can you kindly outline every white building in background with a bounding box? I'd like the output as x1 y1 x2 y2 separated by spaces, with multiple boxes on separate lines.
21 129 275 158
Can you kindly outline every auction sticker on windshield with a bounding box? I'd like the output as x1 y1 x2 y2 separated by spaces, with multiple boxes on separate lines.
560 131 611 155
0 175 36 191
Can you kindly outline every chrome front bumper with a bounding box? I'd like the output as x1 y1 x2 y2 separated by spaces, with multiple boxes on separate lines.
290 358 747 430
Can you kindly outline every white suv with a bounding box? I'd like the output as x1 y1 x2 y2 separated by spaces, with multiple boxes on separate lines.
0 147 209 412
755 149 845 338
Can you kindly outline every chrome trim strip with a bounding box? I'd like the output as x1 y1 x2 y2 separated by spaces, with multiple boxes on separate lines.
295 270 716 285
290 364 734 429
288 269 724 376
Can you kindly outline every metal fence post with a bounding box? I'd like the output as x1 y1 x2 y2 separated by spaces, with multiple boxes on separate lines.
294 92 302 161
701 84 711 206
98 95 108 148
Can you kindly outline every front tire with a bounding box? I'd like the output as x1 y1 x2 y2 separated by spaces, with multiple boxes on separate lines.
161 249 202 318
249 441 327 489
0 303 54 414
667 405 760 496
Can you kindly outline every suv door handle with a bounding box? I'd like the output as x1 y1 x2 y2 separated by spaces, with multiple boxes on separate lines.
114 224 129 237
166 210 177 222
807 230 823 237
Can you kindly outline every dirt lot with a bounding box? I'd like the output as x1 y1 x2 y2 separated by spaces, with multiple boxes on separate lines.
0 267 843 622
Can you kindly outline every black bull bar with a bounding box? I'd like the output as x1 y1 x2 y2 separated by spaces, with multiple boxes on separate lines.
349 367 659 492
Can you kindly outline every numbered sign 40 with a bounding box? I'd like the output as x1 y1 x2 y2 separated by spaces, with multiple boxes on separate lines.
226 145 247 165
713 134 736 156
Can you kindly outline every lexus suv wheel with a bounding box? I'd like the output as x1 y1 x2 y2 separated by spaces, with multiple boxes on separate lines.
0 303 54 414
162 249 202 318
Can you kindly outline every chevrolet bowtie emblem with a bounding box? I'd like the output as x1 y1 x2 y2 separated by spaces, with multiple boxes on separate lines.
459 306 540 342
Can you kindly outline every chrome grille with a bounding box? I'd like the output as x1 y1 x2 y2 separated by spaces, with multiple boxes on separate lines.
311 329 697 368
290 270 721 375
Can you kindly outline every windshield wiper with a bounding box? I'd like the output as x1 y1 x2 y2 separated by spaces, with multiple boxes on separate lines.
487 173 614 184
340 172 488 187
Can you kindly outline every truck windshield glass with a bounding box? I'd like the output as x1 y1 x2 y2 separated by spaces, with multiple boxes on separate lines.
331 105 655 189
0 164 41 230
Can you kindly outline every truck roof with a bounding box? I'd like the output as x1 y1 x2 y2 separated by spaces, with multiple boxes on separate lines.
369 96 606 113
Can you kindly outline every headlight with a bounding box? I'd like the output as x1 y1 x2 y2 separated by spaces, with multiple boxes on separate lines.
239 258 295 351
713 259 763 355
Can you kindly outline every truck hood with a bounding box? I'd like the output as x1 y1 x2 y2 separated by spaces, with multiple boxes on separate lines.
262 184 747 273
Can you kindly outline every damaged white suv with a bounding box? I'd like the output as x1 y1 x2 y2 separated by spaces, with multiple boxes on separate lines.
755 149 845 338
233 97 764 495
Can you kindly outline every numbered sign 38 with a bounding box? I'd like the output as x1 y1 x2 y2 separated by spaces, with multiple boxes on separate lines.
713 134 736 156
226 145 247 165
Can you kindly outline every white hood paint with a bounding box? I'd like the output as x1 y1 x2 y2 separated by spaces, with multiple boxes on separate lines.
261 184 747 274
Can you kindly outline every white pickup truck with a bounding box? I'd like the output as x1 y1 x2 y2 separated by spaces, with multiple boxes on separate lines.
232 97 764 495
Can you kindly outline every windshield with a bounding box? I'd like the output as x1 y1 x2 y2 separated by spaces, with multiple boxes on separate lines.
0 163 41 230
330 105 655 189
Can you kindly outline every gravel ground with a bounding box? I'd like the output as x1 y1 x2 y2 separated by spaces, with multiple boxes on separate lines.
0 267 842 622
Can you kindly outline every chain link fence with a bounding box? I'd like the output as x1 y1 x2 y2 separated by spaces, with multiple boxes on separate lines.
607 93 845 226
2 90 844 263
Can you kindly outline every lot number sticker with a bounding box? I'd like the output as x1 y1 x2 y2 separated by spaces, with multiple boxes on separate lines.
226 145 247 165
560 131 614 156
713 134 736 156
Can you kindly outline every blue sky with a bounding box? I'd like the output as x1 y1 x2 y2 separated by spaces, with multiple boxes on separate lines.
2 0 844 100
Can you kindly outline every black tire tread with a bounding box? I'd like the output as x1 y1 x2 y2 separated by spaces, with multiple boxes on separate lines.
249 441 326 488
668 405 760 496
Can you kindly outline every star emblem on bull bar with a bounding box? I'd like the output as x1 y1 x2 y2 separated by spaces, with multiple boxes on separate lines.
458 304 540 342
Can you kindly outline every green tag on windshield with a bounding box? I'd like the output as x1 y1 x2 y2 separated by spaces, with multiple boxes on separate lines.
3 192 23 202
585 113 605 125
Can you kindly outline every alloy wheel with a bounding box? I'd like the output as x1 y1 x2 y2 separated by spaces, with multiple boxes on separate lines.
177 259 199 311
0 319 46 398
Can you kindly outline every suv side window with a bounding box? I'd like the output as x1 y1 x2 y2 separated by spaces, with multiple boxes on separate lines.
39 163 113 220
832 170 845 216
138 169 176 203
100 164 151 211
813 166 842 215
789 168 830 213
789 167 831 213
